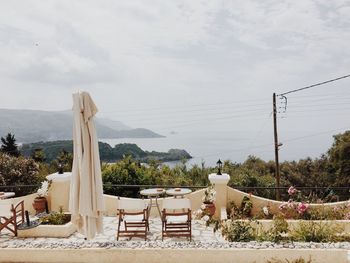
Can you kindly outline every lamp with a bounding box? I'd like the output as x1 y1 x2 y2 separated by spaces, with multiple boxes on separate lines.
216 159 222 175
57 162 64 174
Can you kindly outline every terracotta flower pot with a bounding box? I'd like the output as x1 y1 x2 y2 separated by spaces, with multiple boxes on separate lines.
33 197 47 215
203 202 216 216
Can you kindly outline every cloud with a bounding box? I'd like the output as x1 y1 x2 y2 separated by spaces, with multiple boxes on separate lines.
0 0 350 134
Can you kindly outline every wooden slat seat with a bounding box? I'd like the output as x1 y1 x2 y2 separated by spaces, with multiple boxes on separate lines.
161 198 191 241
117 198 149 241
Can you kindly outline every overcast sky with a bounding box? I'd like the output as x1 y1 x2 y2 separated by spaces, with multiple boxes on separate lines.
1 0 350 140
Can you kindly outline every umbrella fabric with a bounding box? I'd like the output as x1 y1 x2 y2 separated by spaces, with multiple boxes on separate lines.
69 91 104 240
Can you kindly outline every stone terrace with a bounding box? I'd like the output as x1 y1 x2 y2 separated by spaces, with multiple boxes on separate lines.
0 216 223 247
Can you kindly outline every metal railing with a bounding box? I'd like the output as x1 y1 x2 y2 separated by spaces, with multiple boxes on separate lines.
1 184 349 201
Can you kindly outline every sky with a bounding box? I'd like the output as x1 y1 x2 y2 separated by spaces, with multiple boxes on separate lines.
1 0 350 160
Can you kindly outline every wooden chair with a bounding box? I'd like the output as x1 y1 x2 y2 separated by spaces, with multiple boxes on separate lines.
161 198 191 241
117 198 149 241
0 200 24 236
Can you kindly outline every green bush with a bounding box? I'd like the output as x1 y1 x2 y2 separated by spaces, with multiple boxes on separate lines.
221 220 255 242
226 197 253 219
290 221 344 242
257 215 289 243
40 212 70 225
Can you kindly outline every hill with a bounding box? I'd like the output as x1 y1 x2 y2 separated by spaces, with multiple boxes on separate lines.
20 140 192 163
0 109 164 143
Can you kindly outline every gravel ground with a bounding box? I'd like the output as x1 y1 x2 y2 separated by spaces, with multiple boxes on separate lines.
0 240 349 250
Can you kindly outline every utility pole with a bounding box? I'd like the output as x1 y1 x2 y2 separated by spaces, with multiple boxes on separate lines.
273 93 281 200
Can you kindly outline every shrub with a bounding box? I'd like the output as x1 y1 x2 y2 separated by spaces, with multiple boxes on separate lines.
221 220 255 242
227 197 253 219
308 204 350 220
40 211 70 225
290 221 344 242
0 153 43 196
241 196 253 217
257 215 289 243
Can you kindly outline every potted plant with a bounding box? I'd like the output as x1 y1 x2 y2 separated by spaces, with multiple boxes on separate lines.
33 181 50 214
202 184 216 216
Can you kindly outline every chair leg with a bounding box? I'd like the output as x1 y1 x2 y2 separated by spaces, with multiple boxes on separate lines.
117 218 121 241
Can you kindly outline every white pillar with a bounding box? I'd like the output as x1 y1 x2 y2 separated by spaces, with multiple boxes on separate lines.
208 173 230 218
46 172 71 212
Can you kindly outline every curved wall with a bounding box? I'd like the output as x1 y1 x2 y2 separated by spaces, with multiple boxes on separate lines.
227 186 350 215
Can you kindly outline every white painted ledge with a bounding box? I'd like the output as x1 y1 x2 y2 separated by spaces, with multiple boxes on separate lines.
46 172 72 182
208 173 230 185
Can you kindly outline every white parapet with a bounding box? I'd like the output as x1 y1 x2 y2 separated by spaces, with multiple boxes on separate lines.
46 172 72 212
208 173 230 218
208 173 230 185
46 172 72 182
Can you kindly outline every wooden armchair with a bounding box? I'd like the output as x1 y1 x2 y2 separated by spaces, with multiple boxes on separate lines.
0 200 24 236
117 198 149 241
161 198 191 241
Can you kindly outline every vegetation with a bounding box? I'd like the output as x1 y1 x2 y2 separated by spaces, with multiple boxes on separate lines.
221 220 255 242
1 133 20 157
220 217 349 243
21 140 192 163
102 156 205 197
1 131 350 201
290 221 345 243
39 207 70 225
0 153 44 195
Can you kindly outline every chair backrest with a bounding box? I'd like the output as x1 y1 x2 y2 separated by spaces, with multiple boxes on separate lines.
118 198 147 211
0 199 13 216
162 198 191 210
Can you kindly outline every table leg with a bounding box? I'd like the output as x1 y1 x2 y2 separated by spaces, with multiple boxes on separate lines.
148 197 153 216
155 196 162 217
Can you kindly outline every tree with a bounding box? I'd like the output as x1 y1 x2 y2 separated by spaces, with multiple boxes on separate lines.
31 148 46 163
0 133 20 157
327 131 350 186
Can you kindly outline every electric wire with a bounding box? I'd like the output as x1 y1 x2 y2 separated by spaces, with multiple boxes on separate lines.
278 74 350 96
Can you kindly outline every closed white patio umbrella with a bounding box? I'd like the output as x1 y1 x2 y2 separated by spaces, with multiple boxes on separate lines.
69 91 104 240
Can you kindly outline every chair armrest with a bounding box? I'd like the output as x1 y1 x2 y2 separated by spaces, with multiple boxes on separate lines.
13 200 24 212
11 200 24 223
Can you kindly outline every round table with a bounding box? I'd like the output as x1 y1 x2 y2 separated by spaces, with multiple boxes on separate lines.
140 188 165 217
166 188 192 198
0 192 15 199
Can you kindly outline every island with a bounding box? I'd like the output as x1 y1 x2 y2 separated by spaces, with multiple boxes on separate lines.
20 141 192 163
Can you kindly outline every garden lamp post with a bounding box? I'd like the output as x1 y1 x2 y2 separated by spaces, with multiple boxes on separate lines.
216 159 222 175
58 162 64 174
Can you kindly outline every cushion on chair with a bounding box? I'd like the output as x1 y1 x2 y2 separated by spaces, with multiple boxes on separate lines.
123 214 145 222
118 198 148 211
162 198 191 210
166 215 189 224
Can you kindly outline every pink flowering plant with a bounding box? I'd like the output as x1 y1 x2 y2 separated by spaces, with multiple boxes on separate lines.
278 186 311 219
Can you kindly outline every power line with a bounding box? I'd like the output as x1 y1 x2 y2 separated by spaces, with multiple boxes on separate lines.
278 74 350 96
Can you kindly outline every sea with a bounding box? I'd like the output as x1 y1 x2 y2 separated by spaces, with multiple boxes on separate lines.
100 130 335 167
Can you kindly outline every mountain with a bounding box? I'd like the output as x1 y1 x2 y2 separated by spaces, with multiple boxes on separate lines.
0 109 164 143
96 117 131 131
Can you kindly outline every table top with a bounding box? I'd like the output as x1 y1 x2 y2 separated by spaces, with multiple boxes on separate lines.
166 188 192 196
0 192 15 199
140 188 165 196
